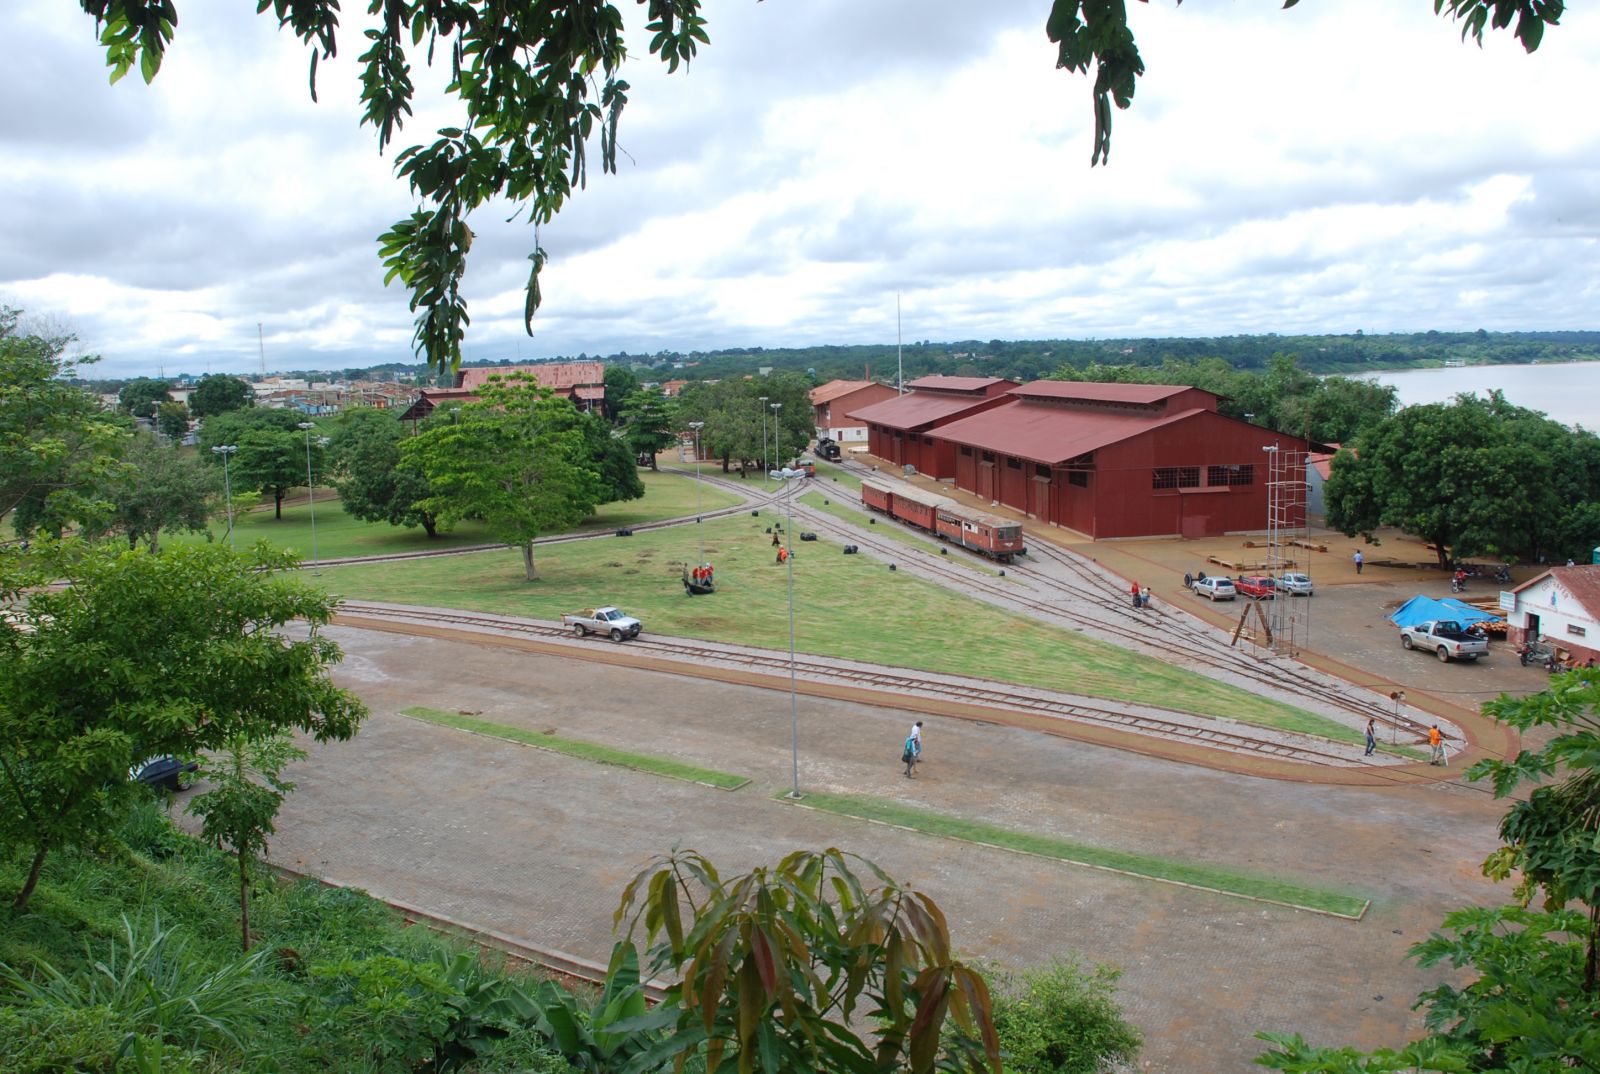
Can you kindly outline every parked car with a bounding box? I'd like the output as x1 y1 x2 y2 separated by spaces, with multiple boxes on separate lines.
1235 575 1277 600
1399 620 1489 663
129 755 198 792
1191 576 1237 601
561 606 643 641
1276 572 1314 597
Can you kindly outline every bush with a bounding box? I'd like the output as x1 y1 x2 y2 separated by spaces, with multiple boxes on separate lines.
0 1004 124 1073
990 958 1142 1074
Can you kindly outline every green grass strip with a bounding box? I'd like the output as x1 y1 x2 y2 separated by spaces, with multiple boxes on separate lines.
401 707 750 790
785 790 1369 919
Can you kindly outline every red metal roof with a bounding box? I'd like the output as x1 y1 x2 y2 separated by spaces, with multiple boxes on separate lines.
905 375 1014 394
847 390 991 429
1512 564 1600 609
459 361 604 391
810 379 881 404
932 399 1203 465
1007 381 1212 405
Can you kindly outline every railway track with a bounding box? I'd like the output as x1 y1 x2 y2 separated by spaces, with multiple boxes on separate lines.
771 469 1434 739
334 601 1377 769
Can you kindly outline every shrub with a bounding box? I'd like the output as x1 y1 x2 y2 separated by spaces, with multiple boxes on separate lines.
0 1004 124 1073
990 958 1142 1074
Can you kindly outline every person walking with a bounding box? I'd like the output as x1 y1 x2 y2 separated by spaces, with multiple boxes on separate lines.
1353 549 1364 574
1428 724 1444 765
1140 586 1151 610
1130 581 1142 608
902 721 923 778
1363 718 1377 757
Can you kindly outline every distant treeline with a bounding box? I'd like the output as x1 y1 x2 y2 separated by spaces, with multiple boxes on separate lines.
79 330 1600 394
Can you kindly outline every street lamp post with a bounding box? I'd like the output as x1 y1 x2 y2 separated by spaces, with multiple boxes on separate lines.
688 420 705 565
1389 690 1405 747
211 444 238 551
770 401 783 473
758 396 769 481
771 465 805 798
297 422 325 572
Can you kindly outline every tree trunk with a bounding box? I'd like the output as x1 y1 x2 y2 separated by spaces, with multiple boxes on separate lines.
148 528 161 554
421 514 438 538
239 854 253 953
650 457 658 471
128 531 139 549
521 543 538 581
274 487 285 519
12 844 49 911
1586 903 1597 995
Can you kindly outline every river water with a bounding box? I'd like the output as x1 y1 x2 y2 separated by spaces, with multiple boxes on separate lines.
1363 361 1600 430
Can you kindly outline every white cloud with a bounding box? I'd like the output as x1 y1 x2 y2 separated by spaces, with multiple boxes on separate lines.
4 0 1599 376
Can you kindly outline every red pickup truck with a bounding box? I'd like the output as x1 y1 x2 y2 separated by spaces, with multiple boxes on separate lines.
1235 575 1277 600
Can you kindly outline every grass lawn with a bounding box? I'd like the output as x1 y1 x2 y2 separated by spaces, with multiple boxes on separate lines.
401 706 750 789
168 468 741 561
327 513 1349 736
787 791 1369 918
796 491 1005 579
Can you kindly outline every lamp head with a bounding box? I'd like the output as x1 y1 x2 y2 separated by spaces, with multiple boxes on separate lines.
298 421 315 430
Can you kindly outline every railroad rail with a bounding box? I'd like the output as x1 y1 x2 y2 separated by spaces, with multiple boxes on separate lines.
334 601 1383 770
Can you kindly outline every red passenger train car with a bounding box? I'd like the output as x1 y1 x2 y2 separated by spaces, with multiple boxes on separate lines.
860 474 1025 562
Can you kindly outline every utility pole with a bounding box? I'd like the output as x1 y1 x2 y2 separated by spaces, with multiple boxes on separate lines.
896 293 903 394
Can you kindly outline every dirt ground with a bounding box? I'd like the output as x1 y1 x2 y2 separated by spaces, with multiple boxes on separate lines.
263 622 1514 1073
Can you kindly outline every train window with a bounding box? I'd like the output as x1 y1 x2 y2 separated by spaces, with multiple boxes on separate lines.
1207 464 1255 487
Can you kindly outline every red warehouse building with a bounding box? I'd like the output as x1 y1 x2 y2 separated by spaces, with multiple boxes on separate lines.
931 382 1310 539
848 376 1017 478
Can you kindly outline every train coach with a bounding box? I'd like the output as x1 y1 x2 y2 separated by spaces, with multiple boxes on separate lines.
860 474 1025 562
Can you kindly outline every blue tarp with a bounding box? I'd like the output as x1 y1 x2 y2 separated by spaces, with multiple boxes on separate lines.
1389 595 1503 629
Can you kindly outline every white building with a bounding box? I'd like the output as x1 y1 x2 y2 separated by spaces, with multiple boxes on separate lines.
1506 564 1600 662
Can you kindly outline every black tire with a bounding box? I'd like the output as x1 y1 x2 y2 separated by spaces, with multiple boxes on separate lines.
1437 647 1451 663
1520 651 1530 666
572 623 586 637
610 628 624 642
1402 635 1414 650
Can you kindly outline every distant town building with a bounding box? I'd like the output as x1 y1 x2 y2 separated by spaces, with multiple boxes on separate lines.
397 360 607 422
809 380 900 445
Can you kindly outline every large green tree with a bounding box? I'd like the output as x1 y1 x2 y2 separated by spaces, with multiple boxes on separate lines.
617 389 677 470
233 427 317 521
116 376 172 418
95 433 220 552
188 374 254 418
1327 393 1600 566
74 3 1557 374
156 398 191 441
329 408 441 537
0 307 129 539
579 411 647 504
0 541 367 911
401 375 604 580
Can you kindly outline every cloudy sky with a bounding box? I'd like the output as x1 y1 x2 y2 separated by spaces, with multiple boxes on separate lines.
6 1 1598 378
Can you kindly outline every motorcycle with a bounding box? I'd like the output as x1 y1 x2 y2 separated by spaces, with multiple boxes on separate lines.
1493 565 1512 584
1450 573 1467 594
1519 642 1553 667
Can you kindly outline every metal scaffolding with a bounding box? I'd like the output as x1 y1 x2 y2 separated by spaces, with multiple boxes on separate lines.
1263 444 1309 655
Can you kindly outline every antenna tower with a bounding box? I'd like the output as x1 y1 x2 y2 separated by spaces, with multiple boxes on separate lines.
258 323 267 377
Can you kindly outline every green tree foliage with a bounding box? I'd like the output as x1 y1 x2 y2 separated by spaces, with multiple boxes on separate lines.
0 541 366 911
618 389 677 470
76 5 1556 372
155 399 190 441
117 377 172 418
676 373 814 476
603 364 641 417
0 307 129 538
989 958 1142 1074
234 427 317 521
615 847 1001 1074
1327 393 1600 565
187 732 306 952
401 375 604 580
94 433 220 552
579 411 646 505
188 374 254 418
197 406 305 452
328 408 440 537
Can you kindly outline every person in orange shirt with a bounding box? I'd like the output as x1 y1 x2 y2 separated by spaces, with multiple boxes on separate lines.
1428 724 1445 765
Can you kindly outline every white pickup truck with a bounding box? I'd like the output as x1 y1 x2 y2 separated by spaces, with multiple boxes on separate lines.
1399 620 1488 663
561 606 642 642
